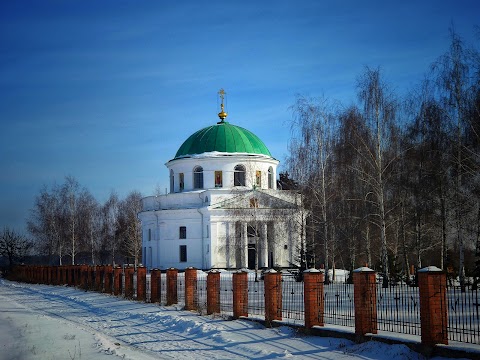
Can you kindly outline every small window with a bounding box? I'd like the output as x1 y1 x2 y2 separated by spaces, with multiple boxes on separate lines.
256 170 261 188
247 225 257 237
250 198 259 208
234 165 246 186
284 244 288 250
179 173 184 191
179 226 186 239
268 167 274 189
179 245 187 262
215 170 223 188
148 228 152 241
206 225 209 238
193 166 203 189
170 170 174 193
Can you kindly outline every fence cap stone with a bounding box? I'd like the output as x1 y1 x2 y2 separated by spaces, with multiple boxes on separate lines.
418 266 442 273
236 268 249 273
264 269 277 274
353 266 375 273
208 269 221 273
303 268 321 273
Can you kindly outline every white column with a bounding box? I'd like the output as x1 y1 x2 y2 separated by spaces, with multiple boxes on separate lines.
260 223 268 268
242 222 248 269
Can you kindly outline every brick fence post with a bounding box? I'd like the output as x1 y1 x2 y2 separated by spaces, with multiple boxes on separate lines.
113 266 122 296
88 266 95 290
166 268 178 306
124 267 135 298
95 265 103 291
303 269 324 330
104 265 113 293
184 267 198 311
55 266 60 285
207 270 221 315
80 265 87 289
136 266 147 301
418 266 448 346
353 267 377 338
233 270 248 319
150 269 161 303
264 270 282 326
67 265 73 286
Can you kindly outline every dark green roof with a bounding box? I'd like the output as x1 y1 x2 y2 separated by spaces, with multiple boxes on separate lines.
174 121 272 159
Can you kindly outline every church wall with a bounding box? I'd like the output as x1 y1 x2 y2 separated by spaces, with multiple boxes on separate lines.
167 156 278 193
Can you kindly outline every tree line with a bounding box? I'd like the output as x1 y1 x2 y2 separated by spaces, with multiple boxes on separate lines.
285 28 480 288
25 176 143 267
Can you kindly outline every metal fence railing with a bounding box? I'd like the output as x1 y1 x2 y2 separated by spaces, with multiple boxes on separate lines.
447 283 480 344
324 282 355 328
282 277 304 325
376 282 421 336
135 270 480 346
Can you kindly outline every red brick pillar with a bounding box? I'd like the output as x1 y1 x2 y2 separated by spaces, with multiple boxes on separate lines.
95 266 103 291
62 266 67 285
136 266 147 301
79 265 87 289
304 269 325 329
104 265 113 293
166 268 178 305
418 266 448 346
264 270 282 326
353 267 377 337
233 270 248 319
124 267 135 298
207 270 221 315
87 266 95 290
184 267 198 311
113 266 122 296
55 266 60 285
150 269 161 303
67 265 74 286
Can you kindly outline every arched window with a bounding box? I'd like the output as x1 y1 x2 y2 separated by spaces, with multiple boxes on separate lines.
170 169 174 193
193 166 204 189
268 167 274 189
234 164 246 186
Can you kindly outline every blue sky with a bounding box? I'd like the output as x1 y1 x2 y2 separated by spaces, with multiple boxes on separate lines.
1 0 478 234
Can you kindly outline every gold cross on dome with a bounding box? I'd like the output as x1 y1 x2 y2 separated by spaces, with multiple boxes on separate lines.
217 88 228 121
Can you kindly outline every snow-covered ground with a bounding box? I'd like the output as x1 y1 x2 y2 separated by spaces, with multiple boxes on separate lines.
0 278 472 360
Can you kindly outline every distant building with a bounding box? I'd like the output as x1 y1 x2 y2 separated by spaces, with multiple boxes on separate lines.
138 90 302 270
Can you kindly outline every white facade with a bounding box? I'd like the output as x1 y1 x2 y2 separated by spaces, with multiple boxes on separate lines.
138 123 303 271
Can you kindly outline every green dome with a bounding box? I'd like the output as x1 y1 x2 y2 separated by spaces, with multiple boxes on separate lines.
174 121 272 159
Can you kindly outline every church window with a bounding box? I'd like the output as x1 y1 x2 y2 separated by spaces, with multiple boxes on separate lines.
255 170 261 188
247 224 257 237
193 166 203 189
234 165 246 186
179 245 187 262
148 229 151 241
284 244 288 250
268 167 274 189
179 226 187 239
170 170 174 193
250 198 259 208
215 170 223 188
179 173 184 191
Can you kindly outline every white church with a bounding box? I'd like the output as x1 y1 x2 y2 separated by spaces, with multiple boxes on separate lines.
139 90 303 270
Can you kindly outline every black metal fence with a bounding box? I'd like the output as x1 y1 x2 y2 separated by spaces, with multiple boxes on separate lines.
140 271 480 346
447 283 480 344
376 282 421 336
324 282 355 328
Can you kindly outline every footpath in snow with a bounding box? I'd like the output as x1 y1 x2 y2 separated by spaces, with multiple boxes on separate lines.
0 278 472 360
